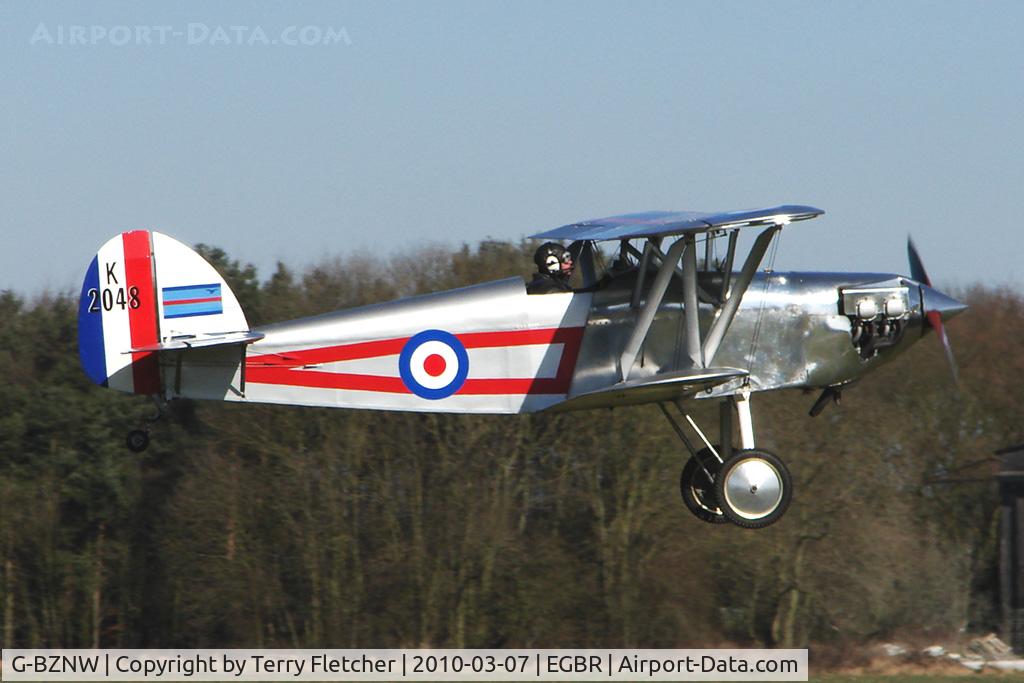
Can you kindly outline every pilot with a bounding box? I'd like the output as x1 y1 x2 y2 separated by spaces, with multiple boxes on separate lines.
527 242 575 294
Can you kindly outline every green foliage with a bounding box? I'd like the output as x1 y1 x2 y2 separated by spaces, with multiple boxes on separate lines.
0 242 1018 654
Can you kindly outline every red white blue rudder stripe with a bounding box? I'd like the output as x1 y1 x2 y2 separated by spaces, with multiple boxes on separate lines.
77 255 108 386
78 230 250 394
77 231 160 393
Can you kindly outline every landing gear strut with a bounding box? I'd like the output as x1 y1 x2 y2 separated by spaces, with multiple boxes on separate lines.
662 391 792 528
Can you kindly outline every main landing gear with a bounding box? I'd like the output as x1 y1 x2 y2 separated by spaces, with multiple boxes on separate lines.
125 396 169 453
661 392 792 529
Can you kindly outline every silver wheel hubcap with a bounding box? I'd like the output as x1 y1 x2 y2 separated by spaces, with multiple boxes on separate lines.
723 458 783 519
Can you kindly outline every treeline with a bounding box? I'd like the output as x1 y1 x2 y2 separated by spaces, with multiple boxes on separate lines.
0 240 1020 654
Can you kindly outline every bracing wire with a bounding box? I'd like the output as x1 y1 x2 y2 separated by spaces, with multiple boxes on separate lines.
745 230 783 375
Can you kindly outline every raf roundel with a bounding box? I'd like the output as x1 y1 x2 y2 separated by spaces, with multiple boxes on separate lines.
399 330 470 400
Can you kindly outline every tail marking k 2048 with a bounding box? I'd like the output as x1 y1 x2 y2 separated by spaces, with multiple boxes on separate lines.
78 230 252 396
78 230 160 394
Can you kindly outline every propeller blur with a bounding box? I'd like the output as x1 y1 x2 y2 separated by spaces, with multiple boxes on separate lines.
909 238 966 384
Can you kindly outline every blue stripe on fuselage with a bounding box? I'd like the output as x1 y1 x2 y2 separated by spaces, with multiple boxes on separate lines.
77 256 107 386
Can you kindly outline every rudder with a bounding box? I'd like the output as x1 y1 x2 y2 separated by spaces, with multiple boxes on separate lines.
78 230 250 394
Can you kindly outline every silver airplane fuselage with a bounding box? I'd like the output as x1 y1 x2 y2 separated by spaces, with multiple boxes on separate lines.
234 265 963 413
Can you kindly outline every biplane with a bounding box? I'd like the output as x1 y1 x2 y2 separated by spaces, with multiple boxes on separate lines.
77 205 965 528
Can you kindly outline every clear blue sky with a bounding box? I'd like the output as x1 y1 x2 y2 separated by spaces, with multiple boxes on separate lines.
2 1 1020 294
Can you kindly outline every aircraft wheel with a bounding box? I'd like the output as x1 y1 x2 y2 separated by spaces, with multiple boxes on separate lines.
680 446 729 525
126 429 150 453
714 449 791 529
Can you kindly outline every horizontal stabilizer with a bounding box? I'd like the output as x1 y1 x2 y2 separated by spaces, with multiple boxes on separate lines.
128 331 264 353
554 367 748 411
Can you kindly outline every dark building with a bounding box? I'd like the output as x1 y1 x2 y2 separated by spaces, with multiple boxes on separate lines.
998 443 1024 653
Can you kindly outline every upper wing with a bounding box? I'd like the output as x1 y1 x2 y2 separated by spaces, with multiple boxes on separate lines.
531 205 823 241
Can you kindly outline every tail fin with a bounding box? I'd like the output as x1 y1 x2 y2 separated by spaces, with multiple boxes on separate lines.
78 230 250 394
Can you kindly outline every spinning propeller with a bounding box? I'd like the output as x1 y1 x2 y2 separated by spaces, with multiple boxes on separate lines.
908 238 967 384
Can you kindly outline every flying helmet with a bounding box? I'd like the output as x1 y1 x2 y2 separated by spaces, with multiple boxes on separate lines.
534 242 574 278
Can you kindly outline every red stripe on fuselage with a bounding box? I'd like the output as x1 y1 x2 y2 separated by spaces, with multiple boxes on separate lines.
122 231 161 395
245 326 585 395
247 337 408 368
459 327 580 349
164 296 221 306
244 368 408 392
461 327 583 394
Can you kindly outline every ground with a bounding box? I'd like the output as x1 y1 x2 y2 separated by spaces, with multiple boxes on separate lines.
815 678 1014 682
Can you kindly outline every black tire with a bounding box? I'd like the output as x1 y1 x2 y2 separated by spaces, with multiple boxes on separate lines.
126 429 150 453
679 446 729 525
714 448 792 529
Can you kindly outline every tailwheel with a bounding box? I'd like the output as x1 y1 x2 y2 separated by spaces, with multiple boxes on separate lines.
126 429 150 453
125 396 169 453
714 449 792 529
680 446 729 525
